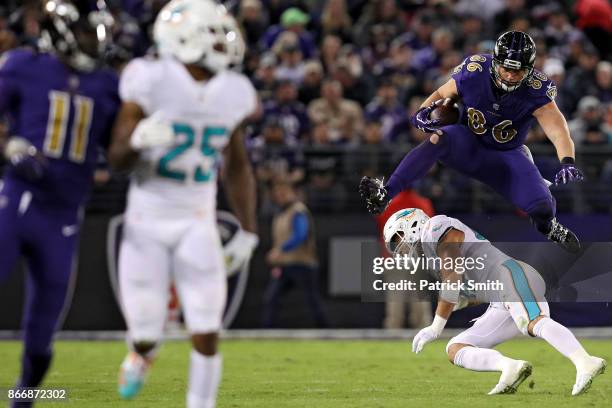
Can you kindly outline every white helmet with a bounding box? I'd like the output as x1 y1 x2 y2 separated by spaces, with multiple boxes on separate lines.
154 0 230 73
383 208 430 256
217 6 246 68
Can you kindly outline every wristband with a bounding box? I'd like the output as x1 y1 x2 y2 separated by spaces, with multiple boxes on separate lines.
561 157 575 165
431 314 448 335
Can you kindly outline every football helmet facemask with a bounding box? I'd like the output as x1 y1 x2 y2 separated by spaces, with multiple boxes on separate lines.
154 0 230 73
39 0 114 72
491 30 536 92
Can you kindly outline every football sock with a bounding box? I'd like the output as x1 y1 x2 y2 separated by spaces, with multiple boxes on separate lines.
187 351 222 408
532 317 590 370
18 351 52 387
453 346 511 372
385 138 449 197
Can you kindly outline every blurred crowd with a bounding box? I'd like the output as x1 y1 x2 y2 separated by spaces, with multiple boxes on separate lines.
0 0 611 214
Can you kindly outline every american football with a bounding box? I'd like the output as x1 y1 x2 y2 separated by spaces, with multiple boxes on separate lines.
429 98 460 125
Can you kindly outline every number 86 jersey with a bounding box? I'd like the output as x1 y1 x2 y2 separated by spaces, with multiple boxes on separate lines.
119 57 257 217
451 54 557 150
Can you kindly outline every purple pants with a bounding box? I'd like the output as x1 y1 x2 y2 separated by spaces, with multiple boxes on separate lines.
0 180 79 388
387 125 555 231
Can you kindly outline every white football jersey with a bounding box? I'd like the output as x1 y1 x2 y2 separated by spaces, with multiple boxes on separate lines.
119 57 257 216
420 215 512 283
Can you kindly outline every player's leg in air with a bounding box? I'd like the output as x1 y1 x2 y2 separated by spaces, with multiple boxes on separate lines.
445 260 606 395
361 124 580 252
117 217 170 400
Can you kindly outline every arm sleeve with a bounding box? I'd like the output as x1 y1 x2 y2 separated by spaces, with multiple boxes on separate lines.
281 212 309 251
119 58 155 114
528 72 558 114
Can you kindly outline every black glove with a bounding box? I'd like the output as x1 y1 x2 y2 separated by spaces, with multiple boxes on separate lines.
359 176 390 215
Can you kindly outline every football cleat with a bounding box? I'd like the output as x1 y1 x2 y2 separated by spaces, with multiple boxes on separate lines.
488 360 532 395
118 352 152 400
572 356 606 396
546 218 581 253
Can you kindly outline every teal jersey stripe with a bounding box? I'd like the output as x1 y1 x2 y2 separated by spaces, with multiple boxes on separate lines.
503 259 541 320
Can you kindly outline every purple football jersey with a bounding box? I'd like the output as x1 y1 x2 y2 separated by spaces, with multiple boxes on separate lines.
0 49 119 209
451 54 557 150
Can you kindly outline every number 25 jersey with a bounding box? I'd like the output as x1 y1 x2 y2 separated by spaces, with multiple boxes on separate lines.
451 54 557 150
119 57 257 216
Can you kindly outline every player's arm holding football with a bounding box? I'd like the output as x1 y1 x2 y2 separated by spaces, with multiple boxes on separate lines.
411 79 460 136
412 228 465 354
533 100 584 186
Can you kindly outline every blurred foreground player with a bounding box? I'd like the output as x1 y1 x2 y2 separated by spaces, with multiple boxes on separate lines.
0 1 118 406
361 31 584 252
108 1 258 407
383 208 606 395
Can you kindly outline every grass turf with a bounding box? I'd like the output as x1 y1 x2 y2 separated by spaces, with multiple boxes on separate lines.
0 339 610 407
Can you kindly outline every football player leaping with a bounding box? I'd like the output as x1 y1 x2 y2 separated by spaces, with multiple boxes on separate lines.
361 31 584 253
108 1 258 407
383 208 606 395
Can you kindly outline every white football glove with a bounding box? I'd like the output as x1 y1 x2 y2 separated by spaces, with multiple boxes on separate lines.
412 315 447 354
130 115 175 151
224 229 259 276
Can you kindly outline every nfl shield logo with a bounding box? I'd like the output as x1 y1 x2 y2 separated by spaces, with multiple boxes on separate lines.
493 103 500 111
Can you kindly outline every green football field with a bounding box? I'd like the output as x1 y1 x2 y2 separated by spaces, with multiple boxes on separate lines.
0 339 610 407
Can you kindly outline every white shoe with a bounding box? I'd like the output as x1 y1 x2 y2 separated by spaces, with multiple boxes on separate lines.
572 356 606 396
488 360 532 395
118 352 152 399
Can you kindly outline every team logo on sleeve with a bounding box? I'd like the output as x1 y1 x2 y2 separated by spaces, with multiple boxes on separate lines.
533 70 548 81
546 83 557 100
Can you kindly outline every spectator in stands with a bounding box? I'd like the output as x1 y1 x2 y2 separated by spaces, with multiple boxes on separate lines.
320 34 342 74
298 60 324 105
565 43 601 110
263 179 328 328
318 0 352 43
583 123 608 145
365 79 408 143
308 79 364 144
250 118 305 214
456 13 486 50
595 61 611 103
238 0 268 49
493 0 526 34
411 28 454 77
574 0 612 60
262 7 316 59
353 0 405 47
252 53 278 102
332 58 372 106
569 96 604 145
274 35 306 85
263 79 310 146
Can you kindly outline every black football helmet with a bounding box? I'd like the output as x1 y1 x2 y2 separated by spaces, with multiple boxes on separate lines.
39 0 115 71
491 31 536 92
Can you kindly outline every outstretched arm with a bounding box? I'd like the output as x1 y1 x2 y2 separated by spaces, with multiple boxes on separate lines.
412 228 465 353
